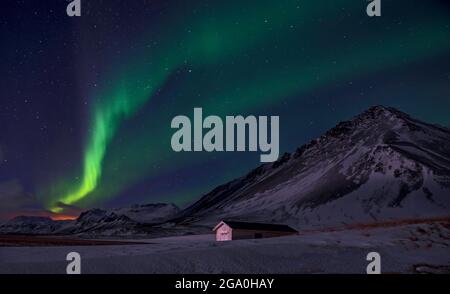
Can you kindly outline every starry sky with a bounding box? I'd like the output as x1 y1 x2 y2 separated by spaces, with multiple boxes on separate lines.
0 0 449 219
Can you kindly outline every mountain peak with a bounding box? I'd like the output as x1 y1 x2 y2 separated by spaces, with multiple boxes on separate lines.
178 106 450 227
358 105 408 120
365 104 393 112
318 105 415 143
365 104 390 113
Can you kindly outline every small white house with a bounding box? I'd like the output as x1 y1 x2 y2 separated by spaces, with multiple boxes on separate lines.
213 220 298 241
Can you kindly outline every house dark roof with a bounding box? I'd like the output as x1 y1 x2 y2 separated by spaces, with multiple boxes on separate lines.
216 220 297 233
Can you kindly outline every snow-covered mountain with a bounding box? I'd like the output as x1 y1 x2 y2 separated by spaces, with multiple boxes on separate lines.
2 106 449 236
0 203 179 236
176 106 450 228
0 216 70 235
112 203 180 223
57 203 180 236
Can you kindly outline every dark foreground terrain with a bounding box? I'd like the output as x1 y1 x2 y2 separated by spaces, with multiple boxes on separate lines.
0 218 448 274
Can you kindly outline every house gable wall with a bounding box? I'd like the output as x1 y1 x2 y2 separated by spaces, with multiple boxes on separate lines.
215 223 232 241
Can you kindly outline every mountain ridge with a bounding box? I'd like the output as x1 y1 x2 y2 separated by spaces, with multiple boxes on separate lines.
0 203 180 236
174 105 450 227
1 105 449 235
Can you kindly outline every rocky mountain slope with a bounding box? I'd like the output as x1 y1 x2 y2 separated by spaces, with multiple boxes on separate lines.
175 106 450 228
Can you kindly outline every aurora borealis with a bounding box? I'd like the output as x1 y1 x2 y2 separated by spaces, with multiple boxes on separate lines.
0 0 449 218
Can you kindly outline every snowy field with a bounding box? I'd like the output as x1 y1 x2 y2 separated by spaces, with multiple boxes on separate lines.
0 221 449 274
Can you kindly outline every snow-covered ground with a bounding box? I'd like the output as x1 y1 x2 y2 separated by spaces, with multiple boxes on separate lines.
1 221 448 274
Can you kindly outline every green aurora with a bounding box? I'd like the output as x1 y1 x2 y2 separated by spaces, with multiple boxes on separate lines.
43 0 450 213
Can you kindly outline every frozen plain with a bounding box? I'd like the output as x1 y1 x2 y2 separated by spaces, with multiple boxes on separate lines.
0 221 449 274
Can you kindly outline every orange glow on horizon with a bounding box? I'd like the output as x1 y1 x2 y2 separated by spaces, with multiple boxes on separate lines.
50 214 78 221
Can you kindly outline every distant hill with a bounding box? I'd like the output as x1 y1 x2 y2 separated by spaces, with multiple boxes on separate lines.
0 203 179 236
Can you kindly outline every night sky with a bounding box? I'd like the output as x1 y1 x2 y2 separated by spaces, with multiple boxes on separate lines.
0 0 449 219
